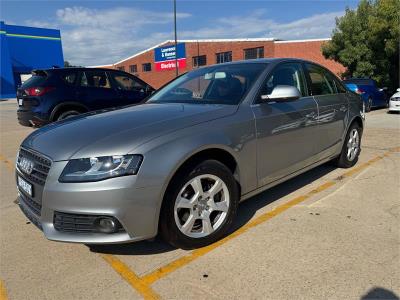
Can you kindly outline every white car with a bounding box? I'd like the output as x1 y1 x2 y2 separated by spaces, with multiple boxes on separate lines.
389 88 400 112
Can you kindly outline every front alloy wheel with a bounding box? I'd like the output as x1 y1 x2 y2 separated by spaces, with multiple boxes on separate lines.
160 160 239 249
174 174 230 238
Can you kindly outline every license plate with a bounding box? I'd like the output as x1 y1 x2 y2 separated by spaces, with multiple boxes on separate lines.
18 99 23 106
18 176 32 196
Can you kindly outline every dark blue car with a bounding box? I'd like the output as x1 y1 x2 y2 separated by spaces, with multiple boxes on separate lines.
17 68 154 127
343 78 387 112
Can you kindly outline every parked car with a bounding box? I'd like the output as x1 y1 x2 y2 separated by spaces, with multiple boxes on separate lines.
16 59 364 249
388 88 400 113
16 67 154 127
343 78 387 112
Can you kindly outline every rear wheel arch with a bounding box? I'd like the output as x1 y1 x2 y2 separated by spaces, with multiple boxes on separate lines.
50 102 89 121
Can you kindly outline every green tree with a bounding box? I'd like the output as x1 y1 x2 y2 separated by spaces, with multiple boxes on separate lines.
322 0 400 91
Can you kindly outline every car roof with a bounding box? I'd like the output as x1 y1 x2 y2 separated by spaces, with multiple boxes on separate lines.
215 57 315 66
39 67 119 72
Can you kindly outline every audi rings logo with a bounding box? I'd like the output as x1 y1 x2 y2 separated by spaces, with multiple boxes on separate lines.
19 157 34 174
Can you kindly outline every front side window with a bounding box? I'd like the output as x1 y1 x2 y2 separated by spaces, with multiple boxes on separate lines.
142 63 152 72
244 47 264 60
262 63 307 97
110 73 144 91
306 64 337 96
80 71 111 89
216 51 232 64
148 63 267 105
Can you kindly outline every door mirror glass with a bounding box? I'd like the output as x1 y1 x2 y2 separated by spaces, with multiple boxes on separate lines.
261 85 301 102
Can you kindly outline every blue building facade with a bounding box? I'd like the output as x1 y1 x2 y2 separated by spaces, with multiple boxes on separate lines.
1 21 64 98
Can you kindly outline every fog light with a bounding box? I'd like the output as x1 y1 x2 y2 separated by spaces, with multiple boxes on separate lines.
95 217 118 233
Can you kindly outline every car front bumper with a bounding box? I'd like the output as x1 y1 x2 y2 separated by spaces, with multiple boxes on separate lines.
388 101 400 111
17 159 162 244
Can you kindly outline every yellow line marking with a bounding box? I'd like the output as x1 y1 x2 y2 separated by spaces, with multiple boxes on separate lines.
101 254 160 300
0 279 8 300
141 150 397 285
0 155 13 172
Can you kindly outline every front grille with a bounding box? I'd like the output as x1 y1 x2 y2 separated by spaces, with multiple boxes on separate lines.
54 212 124 233
19 192 42 216
19 201 42 230
17 147 52 186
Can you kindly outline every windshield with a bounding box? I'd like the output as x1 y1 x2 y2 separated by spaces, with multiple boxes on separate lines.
148 63 267 105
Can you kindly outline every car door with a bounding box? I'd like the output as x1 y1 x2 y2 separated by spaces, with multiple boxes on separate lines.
304 63 348 159
252 62 319 187
108 72 151 106
76 70 120 110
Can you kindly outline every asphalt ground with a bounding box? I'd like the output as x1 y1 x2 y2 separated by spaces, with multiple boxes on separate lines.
0 101 399 300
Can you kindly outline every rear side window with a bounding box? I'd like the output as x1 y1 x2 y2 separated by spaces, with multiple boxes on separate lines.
61 72 77 85
80 71 111 89
334 79 347 93
110 73 145 91
21 74 47 88
305 64 337 96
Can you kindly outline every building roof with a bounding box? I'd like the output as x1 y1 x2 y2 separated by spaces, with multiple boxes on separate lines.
88 37 331 67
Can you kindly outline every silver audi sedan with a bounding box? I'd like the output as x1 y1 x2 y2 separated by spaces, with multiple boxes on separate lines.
16 59 364 249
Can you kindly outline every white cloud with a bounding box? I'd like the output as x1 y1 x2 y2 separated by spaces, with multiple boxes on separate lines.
180 11 344 40
26 6 191 66
24 7 343 66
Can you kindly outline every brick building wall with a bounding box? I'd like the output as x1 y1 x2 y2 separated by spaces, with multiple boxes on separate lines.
95 38 345 89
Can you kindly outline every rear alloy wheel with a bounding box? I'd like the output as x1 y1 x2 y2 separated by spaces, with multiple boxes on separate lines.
57 110 80 121
334 123 362 168
160 160 239 249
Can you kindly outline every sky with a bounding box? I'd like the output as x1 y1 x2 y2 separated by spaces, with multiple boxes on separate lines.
1 0 359 66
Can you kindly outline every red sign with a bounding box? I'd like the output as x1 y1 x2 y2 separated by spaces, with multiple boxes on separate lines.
155 58 186 71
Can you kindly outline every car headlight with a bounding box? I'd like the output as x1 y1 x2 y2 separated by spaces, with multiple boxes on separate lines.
59 155 143 183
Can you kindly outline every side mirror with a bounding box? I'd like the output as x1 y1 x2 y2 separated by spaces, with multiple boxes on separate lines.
261 85 301 102
397 88 400 92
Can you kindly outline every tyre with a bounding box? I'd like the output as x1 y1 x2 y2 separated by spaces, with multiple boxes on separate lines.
57 110 80 121
366 98 372 112
160 160 239 249
334 123 362 168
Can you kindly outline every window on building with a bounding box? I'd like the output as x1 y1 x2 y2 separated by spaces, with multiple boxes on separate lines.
129 64 137 73
216 51 232 64
142 63 152 72
117 66 125 72
192 55 207 68
244 47 264 60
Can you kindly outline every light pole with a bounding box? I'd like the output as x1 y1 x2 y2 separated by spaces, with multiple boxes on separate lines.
174 0 178 77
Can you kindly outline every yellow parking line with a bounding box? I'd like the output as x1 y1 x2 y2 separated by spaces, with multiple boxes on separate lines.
0 279 8 300
101 254 160 300
0 155 13 172
141 150 396 285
